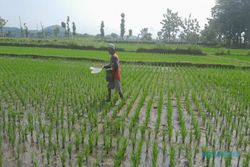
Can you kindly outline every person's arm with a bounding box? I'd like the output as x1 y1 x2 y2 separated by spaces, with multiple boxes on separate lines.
103 63 111 69
103 58 112 69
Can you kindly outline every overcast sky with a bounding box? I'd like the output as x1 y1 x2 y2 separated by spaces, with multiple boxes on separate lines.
1 0 215 36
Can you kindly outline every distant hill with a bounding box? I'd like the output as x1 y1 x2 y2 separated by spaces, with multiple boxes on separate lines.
2 27 20 32
44 25 63 31
43 25 65 36
2 27 21 37
2 25 75 38
2 25 95 38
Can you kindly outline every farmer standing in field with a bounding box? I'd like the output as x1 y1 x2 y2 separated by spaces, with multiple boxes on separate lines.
103 43 123 101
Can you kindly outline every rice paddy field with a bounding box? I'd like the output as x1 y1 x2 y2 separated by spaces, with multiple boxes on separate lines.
0 38 250 167
1 46 250 67
0 48 250 167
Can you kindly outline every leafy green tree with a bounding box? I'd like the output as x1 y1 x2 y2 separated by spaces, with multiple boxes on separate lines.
23 23 28 38
72 22 76 36
243 0 250 45
210 0 250 47
0 17 8 37
66 16 70 38
100 21 104 37
157 31 162 41
139 28 152 41
61 22 66 37
129 29 132 37
120 13 125 40
200 19 220 44
160 9 183 42
180 14 200 43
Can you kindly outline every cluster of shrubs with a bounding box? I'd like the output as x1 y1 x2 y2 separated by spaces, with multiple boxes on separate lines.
0 42 125 51
214 49 231 55
136 47 206 55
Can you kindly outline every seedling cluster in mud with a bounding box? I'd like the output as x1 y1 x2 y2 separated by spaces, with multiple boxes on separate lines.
0 58 249 167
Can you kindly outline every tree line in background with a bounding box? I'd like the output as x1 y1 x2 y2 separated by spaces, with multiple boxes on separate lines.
158 9 200 44
1 0 250 47
0 17 8 37
61 16 76 38
202 0 250 47
0 16 77 38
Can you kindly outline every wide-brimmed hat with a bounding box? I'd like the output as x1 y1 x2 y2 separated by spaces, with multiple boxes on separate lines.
107 43 115 50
